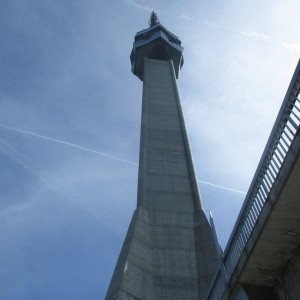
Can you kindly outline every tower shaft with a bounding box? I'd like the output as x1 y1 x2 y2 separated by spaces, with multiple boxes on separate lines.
138 58 201 213
106 58 218 300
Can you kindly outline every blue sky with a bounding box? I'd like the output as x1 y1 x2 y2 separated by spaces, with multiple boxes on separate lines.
0 0 299 299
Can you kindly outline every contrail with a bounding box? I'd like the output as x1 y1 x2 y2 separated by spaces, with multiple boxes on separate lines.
198 180 246 194
0 123 138 166
0 123 246 194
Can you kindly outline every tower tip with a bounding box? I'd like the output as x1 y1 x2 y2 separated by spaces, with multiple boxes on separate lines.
149 11 159 27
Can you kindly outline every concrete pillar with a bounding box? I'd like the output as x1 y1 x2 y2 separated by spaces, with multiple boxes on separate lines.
106 58 218 299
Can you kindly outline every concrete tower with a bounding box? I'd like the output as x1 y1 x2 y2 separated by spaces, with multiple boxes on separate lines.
106 12 218 300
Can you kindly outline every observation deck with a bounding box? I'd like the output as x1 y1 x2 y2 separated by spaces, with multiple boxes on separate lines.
130 12 184 81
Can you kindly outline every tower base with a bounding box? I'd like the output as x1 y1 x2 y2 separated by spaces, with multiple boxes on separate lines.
106 206 218 300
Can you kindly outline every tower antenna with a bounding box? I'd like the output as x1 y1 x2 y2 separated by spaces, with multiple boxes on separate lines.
149 10 159 27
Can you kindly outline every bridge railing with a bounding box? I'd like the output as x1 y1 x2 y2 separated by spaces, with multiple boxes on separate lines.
206 60 300 300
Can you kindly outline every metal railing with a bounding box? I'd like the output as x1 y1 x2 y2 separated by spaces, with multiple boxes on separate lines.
206 59 300 300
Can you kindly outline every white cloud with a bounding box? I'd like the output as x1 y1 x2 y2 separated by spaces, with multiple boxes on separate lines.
0 123 138 166
282 42 300 52
122 0 153 12
202 20 218 28
179 14 194 21
198 180 246 194
239 30 269 39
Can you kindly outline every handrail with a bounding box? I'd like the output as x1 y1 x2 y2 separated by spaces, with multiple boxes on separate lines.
206 59 300 300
